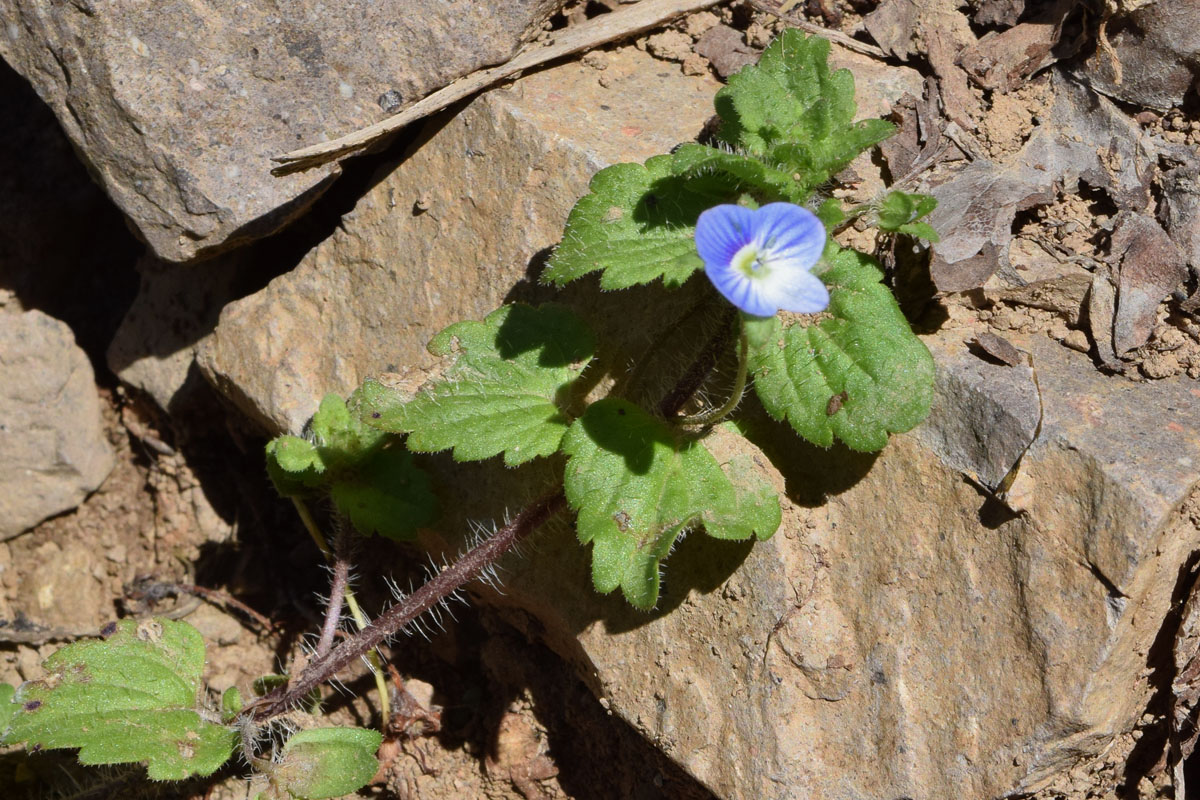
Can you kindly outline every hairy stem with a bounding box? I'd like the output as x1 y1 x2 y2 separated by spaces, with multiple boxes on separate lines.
315 541 350 659
678 326 748 428
658 306 738 418
292 499 391 725
250 490 566 721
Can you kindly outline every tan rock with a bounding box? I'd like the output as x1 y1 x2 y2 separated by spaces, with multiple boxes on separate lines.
196 42 1200 800
0 310 114 539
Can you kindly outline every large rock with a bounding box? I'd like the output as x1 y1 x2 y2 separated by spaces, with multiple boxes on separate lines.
484 327 1200 800
197 46 725 433
0 0 560 262
194 43 1200 800
0 310 115 539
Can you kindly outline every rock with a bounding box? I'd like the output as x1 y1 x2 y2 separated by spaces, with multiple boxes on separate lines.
0 310 114 539
825 46 925 122
917 333 1040 491
16 541 105 629
0 0 562 262
195 40 1200 799
197 47 722 433
107 253 244 413
487 328 1200 800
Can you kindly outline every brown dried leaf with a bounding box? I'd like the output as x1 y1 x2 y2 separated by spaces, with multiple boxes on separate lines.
1086 267 1121 370
1077 2 1200 111
694 24 757 78
863 0 919 60
1172 571 1200 794
925 69 1156 293
958 0 1079 93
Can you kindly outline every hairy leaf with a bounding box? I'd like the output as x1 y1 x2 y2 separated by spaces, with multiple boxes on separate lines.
361 304 595 466
266 394 437 540
876 190 940 242
562 399 780 609
669 143 806 203
273 727 382 800
746 246 934 451
543 155 737 289
715 30 894 193
3 619 236 780
329 444 436 539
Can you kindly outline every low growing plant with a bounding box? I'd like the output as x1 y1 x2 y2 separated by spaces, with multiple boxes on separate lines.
2 31 937 798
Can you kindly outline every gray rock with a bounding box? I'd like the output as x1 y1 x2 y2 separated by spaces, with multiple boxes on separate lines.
0 310 114 539
0 0 561 262
916 333 1040 491
196 43 1200 800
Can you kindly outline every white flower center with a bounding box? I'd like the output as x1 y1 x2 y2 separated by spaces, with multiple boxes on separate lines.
732 243 770 279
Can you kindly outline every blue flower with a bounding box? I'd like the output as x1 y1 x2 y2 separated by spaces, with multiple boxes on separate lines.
694 203 829 317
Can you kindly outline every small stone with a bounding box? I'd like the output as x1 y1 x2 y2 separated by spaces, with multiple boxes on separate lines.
377 89 404 113
745 21 774 49
681 52 709 76
1063 329 1091 353
405 678 435 711
1156 327 1187 351
581 50 607 70
187 604 243 646
1141 350 1180 379
681 11 719 38
645 30 693 63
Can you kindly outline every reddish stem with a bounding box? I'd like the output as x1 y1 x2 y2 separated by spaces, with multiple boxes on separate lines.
249 490 565 721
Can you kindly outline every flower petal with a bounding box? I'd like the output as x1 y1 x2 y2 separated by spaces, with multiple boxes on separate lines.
695 205 756 270
705 262 777 317
754 203 826 270
757 266 830 314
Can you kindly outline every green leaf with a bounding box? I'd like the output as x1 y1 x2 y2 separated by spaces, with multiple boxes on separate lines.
265 436 325 497
329 443 437 540
714 31 894 193
361 304 596 466
221 687 243 722
273 727 382 800
876 190 939 241
669 143 806 203
561 399 781 609
0 683 15 732
3 619 236 780
266 394 437 540
543 155 737 289
747 246 934 451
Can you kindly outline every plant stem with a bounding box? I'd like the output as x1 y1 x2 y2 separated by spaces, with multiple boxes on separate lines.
658 306 738 418
250 490 566 722
315 543 350 659
678 326 748 427
291 499 391 725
